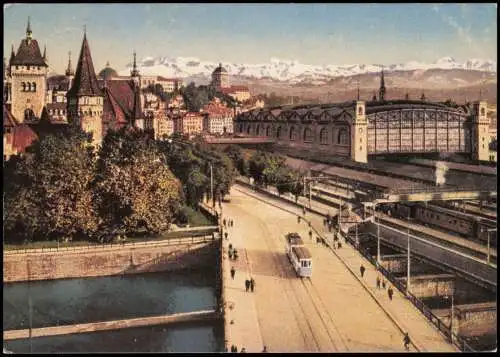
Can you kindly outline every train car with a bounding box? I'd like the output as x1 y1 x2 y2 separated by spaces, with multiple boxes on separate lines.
285 232 305 255
289 246 313 277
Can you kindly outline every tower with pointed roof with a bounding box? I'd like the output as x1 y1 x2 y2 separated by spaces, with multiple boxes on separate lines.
66 30 104 147
211 63 229 90
9 17 49 122
130 51 140 86
65 51 75 89
378 68 386 102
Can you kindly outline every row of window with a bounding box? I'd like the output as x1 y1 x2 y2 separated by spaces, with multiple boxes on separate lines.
21 82 37 92
14 65 42 71
241 124 350 145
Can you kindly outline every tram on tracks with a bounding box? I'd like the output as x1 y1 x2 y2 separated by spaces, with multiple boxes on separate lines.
285 233 313 277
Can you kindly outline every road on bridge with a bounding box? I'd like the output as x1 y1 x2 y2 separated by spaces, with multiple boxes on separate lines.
221 185 457 352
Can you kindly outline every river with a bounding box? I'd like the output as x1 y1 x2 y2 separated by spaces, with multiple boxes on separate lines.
3 269 223 352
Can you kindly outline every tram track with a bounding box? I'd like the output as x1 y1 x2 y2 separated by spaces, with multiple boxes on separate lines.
254 218 322 352
234 186 340 351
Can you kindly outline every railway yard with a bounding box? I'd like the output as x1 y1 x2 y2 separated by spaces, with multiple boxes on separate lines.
226 150 496 352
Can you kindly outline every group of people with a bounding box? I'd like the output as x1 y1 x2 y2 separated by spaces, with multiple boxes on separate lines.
228 244 238 260
227 345 267 353
360 265 395 300
245 277 256 292
223 218 234 229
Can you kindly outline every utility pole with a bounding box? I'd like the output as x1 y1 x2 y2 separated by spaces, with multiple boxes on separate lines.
407 213 411 296
309 178 312 210
210 163 214 208
376 204 381 265
486 228 496 265
27 256 32 353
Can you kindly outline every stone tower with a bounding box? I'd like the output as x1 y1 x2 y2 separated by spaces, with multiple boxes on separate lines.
379 68 386 102
211 63 229 90
471 100 489 161
351 101 368 163
9 17 49 122
67 30 104 147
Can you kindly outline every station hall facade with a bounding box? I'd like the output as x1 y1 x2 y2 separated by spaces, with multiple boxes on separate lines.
234 73 493 163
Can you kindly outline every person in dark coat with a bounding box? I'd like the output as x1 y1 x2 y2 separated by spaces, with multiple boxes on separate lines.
337 241 342 249
262 346 268 352
297 216 301 223
250 277 255 292
376 276 381 289
382 279 386 289
403 333 411 350
223 218 227 228
225 232 228 240
360 265 365 277
245 279 250 292
230 266 236 280
388 287 394 300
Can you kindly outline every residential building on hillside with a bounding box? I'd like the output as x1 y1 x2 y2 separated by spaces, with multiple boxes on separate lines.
202 98 234 134
179 112 203 136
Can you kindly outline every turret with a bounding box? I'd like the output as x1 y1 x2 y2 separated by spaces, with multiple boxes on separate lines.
130 51 140 86
379 68 386 102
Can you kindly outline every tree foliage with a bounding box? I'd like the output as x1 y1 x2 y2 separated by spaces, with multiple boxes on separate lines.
94 128 182 239
180 82 239 112
224 145 248 176
4 127 99 243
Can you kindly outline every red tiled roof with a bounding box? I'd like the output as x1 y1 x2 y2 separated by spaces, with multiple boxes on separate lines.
5 124 39 154
3 105 18 128
67 34 101 97
103 86 129 129
11 39 47 67
157 76 182 82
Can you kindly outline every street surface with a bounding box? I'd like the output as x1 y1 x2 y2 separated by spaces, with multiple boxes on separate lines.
221 184 457 352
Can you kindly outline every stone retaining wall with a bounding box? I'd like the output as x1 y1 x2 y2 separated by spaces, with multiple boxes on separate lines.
4 240 219 283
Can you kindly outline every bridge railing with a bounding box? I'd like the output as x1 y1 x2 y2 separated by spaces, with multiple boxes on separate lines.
4 234 218 255
341 231 476 352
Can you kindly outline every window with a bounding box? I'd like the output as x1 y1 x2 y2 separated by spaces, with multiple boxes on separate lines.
26 83 31 92
481 108 486 116
266 126 271 137
290 126 297 141
338 128 349 145
276 126 282 139
319 128 328 144
22 82 26 91
27 65 30 70
32 82 36 92
37 66 40 70
358 107 363 115
303 127 313 142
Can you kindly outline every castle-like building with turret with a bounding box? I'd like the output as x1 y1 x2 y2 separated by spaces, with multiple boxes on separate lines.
4 20 148 158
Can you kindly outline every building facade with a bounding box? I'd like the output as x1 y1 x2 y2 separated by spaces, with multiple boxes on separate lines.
202 98 234 134
234 72 493 163
179 112 204 136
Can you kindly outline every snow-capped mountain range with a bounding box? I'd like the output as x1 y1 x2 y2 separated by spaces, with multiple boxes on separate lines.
118 56 496 85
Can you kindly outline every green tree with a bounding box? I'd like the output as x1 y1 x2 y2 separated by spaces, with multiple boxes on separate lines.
4 127 99 243
224 145 248 176
94 128 182 239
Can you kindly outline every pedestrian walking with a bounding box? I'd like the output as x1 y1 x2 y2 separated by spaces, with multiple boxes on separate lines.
262 346 268 353
360 265 365 277
303 206 306 215
382 279 386 289
225 232 228 240
297 216 301 223
403 333 411 350
376 276 381 289
309 230 313 240
388 287 394 301
223 218 227 228
240 347 246 353
230 266 235 280
230 219 233 227
337 241 342 249
250 277 255 292
245 279 250 292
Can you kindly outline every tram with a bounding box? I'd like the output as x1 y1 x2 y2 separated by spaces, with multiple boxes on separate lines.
285 232 313 277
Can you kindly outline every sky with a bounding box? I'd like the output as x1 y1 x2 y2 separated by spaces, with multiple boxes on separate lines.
3 3 497 74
